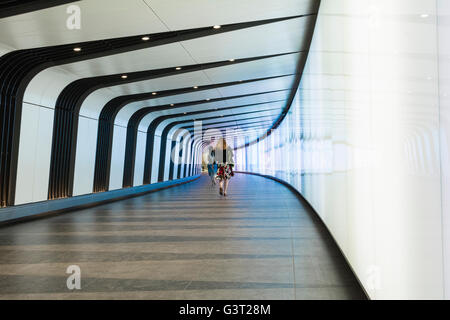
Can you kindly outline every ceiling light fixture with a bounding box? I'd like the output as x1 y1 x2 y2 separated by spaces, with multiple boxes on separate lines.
142 36 150 41
73 47 81 52
420 14 429 18
193 86 198 89
229 59 235 62
176 67 182 70
152 92 157 95
170 104 175 106
121 75 128 79
213 25 221 29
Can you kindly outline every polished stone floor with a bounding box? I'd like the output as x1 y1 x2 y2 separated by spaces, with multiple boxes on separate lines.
0 173 366 299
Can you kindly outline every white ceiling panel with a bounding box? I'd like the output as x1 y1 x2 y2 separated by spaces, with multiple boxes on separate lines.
181 17 313 62
60 43 195 77
228 90 290 104
199 116 275 128
203 53 302 83
115 79 291 124
103 58 298 98
0 0 168 50
119 92 286 126
206 109 279 124
224 109 280 121
138 86 287 109
129 89 226 113
166 110 280 135
136 90 289 131
146 0 317 30
181 100 284 118
217 75 296 97
153 101 283 130
107 71 212 97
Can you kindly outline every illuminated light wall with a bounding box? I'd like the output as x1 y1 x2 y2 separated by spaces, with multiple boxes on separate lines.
236 0 449 299
438 0 450 299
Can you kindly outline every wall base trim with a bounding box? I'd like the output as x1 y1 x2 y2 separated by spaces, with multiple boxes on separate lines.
0 175 201 225
235 171 370 300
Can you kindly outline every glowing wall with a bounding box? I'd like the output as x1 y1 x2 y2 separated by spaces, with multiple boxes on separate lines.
236 0 449 299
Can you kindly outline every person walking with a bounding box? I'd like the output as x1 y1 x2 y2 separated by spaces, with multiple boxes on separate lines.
214 138 234 196
205 144 217 185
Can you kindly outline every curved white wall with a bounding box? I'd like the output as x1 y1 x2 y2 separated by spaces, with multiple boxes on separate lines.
237 0 449 299
6 55 200 203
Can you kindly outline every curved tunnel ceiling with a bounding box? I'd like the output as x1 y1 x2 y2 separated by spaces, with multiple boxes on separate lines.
0 0 320 206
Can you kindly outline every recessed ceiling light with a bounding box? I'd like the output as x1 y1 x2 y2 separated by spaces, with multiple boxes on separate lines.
229 59 235 62
420 14 429 18
184 112 187 114
213 25 221 29
206 98 210 101
193 86 198 89
152 92 157 95
170 104 174 106
176 67 182 70
142 36 150 41
121 75 128 79
73 47 81 52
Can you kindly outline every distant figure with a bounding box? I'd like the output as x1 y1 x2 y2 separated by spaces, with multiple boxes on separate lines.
214 138 234 196
205 144 217 185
